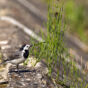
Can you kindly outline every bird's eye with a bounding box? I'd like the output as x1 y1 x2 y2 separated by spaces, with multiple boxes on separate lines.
27 45 29 48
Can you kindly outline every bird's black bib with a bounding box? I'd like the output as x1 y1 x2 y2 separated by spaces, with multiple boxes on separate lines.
23 50 29 59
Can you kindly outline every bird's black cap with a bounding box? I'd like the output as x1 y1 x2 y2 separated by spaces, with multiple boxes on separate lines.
19 44 26 51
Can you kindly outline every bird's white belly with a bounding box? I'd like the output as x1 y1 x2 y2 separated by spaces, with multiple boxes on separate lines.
10 58 25 65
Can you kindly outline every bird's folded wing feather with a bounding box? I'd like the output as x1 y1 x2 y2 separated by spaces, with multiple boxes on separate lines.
1 51 21 64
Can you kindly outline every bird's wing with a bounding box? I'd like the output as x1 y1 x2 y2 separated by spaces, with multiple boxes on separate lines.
2 51 21 63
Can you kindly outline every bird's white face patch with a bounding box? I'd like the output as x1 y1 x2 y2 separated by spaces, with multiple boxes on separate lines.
24 44 30 50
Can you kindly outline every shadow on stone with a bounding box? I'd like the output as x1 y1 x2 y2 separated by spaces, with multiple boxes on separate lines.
9 69 36 73
0 81 8 84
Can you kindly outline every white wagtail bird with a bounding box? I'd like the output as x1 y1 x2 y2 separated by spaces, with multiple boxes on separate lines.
0 44 32 71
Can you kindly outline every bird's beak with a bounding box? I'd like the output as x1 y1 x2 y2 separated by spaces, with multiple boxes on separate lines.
29 44 33 48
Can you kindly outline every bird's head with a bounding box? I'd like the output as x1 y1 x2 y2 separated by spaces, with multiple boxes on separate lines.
20 44 32 51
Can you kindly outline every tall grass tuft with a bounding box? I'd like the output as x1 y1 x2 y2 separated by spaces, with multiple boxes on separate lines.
29 0 87 88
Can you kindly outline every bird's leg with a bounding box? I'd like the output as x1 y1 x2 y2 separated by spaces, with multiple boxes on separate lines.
16 64 20 73
16 64 22 76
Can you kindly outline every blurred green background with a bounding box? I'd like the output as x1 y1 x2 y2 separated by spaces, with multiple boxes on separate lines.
45 0 88 44
64 0 88 44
